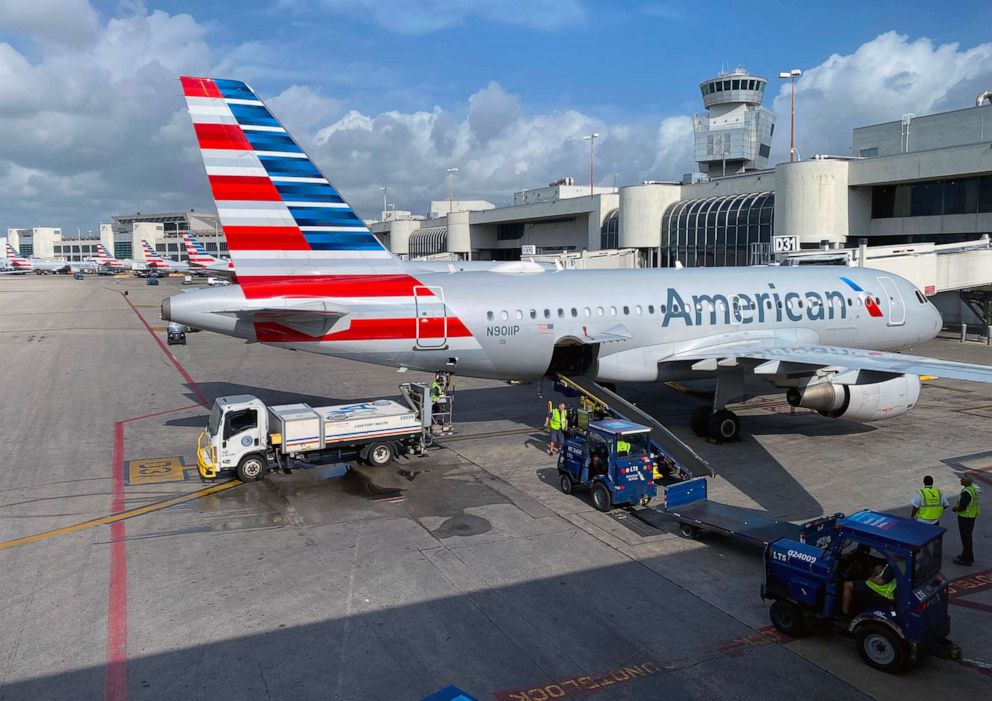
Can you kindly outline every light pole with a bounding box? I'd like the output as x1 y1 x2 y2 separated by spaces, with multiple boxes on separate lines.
582 133 599 196
380 186 387 217
446 168 458 215
778 69 801 162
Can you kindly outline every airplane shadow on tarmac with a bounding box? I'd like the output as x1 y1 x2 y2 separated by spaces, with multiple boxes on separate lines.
0 555 875 701
174 379 837 522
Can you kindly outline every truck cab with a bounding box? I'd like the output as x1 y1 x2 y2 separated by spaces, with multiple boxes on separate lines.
198 395 270 480
763 510 957 673
558 419 657 511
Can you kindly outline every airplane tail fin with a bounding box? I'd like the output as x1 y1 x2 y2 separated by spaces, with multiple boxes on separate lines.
182 232 218 265
141 240 165 263
180 76 403 298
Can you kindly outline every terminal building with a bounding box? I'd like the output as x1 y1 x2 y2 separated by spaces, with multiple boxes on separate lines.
7 211 224 263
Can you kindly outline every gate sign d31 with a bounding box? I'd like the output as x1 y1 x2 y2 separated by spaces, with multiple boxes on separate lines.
521 244 537 256
772 235 800 254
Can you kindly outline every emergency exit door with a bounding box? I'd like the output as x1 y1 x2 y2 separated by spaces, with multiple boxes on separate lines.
413 286 448 348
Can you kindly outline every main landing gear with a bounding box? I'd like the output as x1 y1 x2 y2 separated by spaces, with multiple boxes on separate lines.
689 367 745 443
690 405 741 443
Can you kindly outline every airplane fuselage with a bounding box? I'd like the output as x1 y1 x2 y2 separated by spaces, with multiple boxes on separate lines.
165 265 942 382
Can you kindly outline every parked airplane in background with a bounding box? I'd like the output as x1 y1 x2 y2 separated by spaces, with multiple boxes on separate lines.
163 76 992 442
2 242 34 273
140 240 190 273
94 243 124 270
181 232 235 275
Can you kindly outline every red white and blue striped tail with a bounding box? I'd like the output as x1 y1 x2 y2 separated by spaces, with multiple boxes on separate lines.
5 242 32 269
180 76 402 298
141 240 168 266
95 243 122 267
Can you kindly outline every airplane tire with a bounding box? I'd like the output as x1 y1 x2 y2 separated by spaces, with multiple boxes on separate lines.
237 454 267 482
690 405 712 437
707 410 740 443
591 482 612 512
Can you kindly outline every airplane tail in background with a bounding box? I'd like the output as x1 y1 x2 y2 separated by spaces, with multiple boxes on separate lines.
95 243 122 268
141 240 169 268
180 76 407 300
182 232 233 270
4 242 32 270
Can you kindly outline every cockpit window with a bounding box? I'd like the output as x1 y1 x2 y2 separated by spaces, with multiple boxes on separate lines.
915 290 927 304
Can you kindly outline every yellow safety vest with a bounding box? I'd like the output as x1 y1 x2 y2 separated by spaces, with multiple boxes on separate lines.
959 485 980 519
431 381 442 399
549 408 564 431
865 577 896 600
617 440 631 453
916 487 943 521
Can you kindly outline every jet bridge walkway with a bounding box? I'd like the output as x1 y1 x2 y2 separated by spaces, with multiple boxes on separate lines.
555 374 714 477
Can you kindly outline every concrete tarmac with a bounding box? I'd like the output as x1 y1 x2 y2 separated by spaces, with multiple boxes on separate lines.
0 275 990 700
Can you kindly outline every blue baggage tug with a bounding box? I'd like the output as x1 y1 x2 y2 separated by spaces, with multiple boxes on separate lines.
762 510 960 673
557 419 658 512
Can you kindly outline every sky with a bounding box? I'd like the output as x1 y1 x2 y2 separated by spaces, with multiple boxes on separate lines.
1 0 992 234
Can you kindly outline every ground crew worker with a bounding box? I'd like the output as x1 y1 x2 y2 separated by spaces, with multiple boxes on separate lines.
430 374 444 401
616 438 631 455
547 402 567 455
952 475 981 566
842 562 895 615
910 475 949 524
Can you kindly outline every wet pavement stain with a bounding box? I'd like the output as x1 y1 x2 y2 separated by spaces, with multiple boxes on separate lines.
431 514 492 539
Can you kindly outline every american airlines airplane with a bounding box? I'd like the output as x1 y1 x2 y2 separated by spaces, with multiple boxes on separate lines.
181 232 235 275
2 242 34 273
140 240 190 273
94 243 125 269
163 76 992 442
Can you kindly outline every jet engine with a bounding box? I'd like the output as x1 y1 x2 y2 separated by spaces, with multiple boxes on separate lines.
786 374 921 421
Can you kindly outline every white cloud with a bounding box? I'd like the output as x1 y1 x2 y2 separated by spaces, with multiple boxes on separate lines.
771 31 992 159
308 0 586 34
0 0 100 46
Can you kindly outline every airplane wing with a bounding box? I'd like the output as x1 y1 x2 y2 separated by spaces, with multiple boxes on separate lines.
667 339 992 384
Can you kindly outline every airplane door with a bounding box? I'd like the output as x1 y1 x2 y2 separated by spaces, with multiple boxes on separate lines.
877 277 905 326
413 286 448 348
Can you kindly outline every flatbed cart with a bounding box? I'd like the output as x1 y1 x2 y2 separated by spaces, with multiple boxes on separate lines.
643 477 840 547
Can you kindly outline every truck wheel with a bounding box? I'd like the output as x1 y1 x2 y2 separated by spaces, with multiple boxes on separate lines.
237 455 266 482
365 442 393 468
769 601 806 637
678 523 698 539
690 405 712 437
855 623 908 673
559 473 574 495
591 482 612 512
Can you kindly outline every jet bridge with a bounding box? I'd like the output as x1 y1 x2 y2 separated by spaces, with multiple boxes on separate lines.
556 374 714 477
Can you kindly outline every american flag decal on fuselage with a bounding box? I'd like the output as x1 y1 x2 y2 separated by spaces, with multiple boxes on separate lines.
179 76 475 347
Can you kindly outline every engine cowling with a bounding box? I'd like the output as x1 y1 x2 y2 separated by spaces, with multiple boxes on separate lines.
786 375 921 421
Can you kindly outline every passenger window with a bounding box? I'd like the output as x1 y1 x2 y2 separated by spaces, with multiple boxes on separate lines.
856 298 863 306
648 305 655 314
765 300 772 309
501 310 509 320
622 306 629 315
635 305 642 315
544 309 551 319
847 298 853 306
660 304 667 313
530 309 537 319
875 296 882 305
583 307 591 317
515 310 523 320
609 306 617 316
557 308 565 318
486 311 494 321
597 306 604 316
570 308 578 317
797 299 803 308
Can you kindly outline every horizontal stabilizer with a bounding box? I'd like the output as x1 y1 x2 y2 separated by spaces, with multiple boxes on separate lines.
218 301 350 337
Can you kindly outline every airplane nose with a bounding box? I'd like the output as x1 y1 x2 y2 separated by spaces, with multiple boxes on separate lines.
161 297 171 321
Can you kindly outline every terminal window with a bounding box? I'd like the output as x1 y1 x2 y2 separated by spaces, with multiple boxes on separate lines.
497 223 525 240
872 176 992 219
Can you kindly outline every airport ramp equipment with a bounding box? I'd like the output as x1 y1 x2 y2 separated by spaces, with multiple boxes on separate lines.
634 478 840 546
557 374 714 477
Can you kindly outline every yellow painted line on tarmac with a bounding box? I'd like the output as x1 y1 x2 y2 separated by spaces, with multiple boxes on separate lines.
0 480 242 551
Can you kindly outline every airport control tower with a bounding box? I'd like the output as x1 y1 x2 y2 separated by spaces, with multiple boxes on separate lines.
693 68 775 176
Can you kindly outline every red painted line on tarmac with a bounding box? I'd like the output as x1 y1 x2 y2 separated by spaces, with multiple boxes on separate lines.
122 404 202 425
104 421 128 701
119 292 208 407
